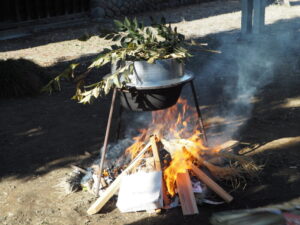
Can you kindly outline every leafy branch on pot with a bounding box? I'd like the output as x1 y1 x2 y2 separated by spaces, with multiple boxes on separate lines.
42 17 191 104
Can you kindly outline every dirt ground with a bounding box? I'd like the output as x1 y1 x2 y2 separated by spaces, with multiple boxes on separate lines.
1 1 300 225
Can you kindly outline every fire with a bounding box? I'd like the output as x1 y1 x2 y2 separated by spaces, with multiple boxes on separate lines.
164 133 210 196
125 128 148 158
125 98 220 196
125 98 201 157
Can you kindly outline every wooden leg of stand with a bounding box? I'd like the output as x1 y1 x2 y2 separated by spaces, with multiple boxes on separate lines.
190 81 208 145
94 88 117 196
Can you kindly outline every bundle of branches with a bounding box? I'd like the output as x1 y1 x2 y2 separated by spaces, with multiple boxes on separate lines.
42 17 192 104
0 59 50 98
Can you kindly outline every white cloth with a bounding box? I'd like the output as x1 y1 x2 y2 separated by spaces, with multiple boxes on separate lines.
117 171 163 212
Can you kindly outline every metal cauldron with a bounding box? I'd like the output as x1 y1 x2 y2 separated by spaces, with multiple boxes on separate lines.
113 59 193 111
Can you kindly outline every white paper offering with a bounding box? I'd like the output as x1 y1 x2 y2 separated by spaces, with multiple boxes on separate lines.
116 171 163 212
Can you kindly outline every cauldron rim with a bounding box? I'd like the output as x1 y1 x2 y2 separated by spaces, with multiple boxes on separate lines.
125 72 194 90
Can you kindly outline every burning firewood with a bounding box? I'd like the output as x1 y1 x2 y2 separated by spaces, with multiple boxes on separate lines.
202 160 240 179
150 136 162 171
150 136 171 207
161 138 239 179
85 98 259 216
176 171 199 215
190 164 233 203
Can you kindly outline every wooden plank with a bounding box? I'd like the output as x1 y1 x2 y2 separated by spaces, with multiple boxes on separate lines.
87 142 151 215
150 136 161 171
190 164 233 203
176 172 199 215
150 136 171 207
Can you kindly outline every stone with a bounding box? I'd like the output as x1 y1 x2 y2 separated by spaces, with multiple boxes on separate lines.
117 0 124 7
120 6 127 14
91 7 106 18
90 0 101 7
105 8 115 18
106 1 113 8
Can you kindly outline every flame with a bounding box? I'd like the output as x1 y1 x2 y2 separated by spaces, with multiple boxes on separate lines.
125 98 201 157
163 134 211 195
125 98 220 195
125 128 148 158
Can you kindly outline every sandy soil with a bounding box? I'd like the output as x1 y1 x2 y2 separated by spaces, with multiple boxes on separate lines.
1 1 300 225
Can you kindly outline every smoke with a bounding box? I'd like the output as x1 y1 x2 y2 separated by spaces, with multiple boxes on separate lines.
94 19 300 160
93 112 152 167
191 22 300 144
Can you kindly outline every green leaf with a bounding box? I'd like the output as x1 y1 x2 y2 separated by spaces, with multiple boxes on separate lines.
147 55 159 64
89 53 111 68
146 27 151 35
103 48 112 53
112 35 122 42
120 50 127 60
110 45 118 50
104 79 113 95
133 17 138 30
41 63 79 93
138 22 144 30
91 86 101 98
79 93 92 104
114 20 124 29
129 63 134 74
112 74 121 88
105 34 115 40
45 17 194 104
124 17 131 28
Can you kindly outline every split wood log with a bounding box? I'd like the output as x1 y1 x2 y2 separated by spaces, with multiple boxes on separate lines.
150 136 171 206
190 164 233 203
176 172 199 215
150 136 162 171
87 142 151 215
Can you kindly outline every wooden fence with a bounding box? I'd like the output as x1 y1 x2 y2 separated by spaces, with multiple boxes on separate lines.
0 0 90 29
